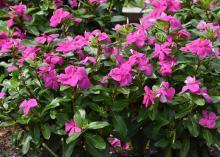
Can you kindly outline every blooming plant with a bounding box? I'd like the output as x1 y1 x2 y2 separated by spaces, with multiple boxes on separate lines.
0 0 220 157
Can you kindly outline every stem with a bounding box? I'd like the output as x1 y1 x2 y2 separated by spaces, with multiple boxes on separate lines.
42 143 59 157
61 138 65 157
194 59 201 76
165 147 172 157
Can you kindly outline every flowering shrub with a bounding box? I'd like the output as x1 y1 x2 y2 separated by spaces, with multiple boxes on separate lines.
0 0 220 156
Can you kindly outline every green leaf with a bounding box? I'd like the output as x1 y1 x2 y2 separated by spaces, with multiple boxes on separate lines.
29 26 40 36
85 140 109 157
66 132 81 144
194 98 205 106
202 129 213 146
112 113 127 138
180 138 190 157
0 21 8 32
64 143 76 157
88 121 109 129
43 98 61 112
186 116 200 137
175 104 192 119
112 100 129 111
155 139 169 148
85 133 106 150
20 39 41 46
41 124 51 140
22 135 32 154
149 105 157 121
110 15 126 22
74 109 87 128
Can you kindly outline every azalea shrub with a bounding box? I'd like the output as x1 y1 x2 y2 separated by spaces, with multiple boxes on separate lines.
0 0 220 157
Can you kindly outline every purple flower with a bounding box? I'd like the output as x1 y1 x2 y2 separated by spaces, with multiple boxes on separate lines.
199 111 217 129
65 119 81 136
68 0 78 8
19 99 38 115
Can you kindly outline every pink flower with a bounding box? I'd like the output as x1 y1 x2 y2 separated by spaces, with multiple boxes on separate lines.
156 82 175 103
0 40 14 53
114 24 122 32
56 36 88 54
179 76 201 94
18 46 40 66
197 87 213 103
0 92 6 99
43 70 59 90
109 137 129 150
50 8 71 27
80 57 96 64
9 4 32 21
143 86 155 108
197 20 207 30
181 39 213 59
58 65 91 89
35 34 59 44
109 62 133 87
65 119 81 136
56 37 76 53
68 0 78 8
128 51 153 76
177 30 191 39
88 0 107 4
147 36 156 45
44 52 63 67
98 33 111 43
167 0 181 12
158 56 177 76
19 99 38 115
199 111 216 129
160 13 182 29
7 65 18 72
126 30 147 47
152 42 172 60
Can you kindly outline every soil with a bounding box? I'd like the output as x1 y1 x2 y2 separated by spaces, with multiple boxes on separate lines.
0 126 23 157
